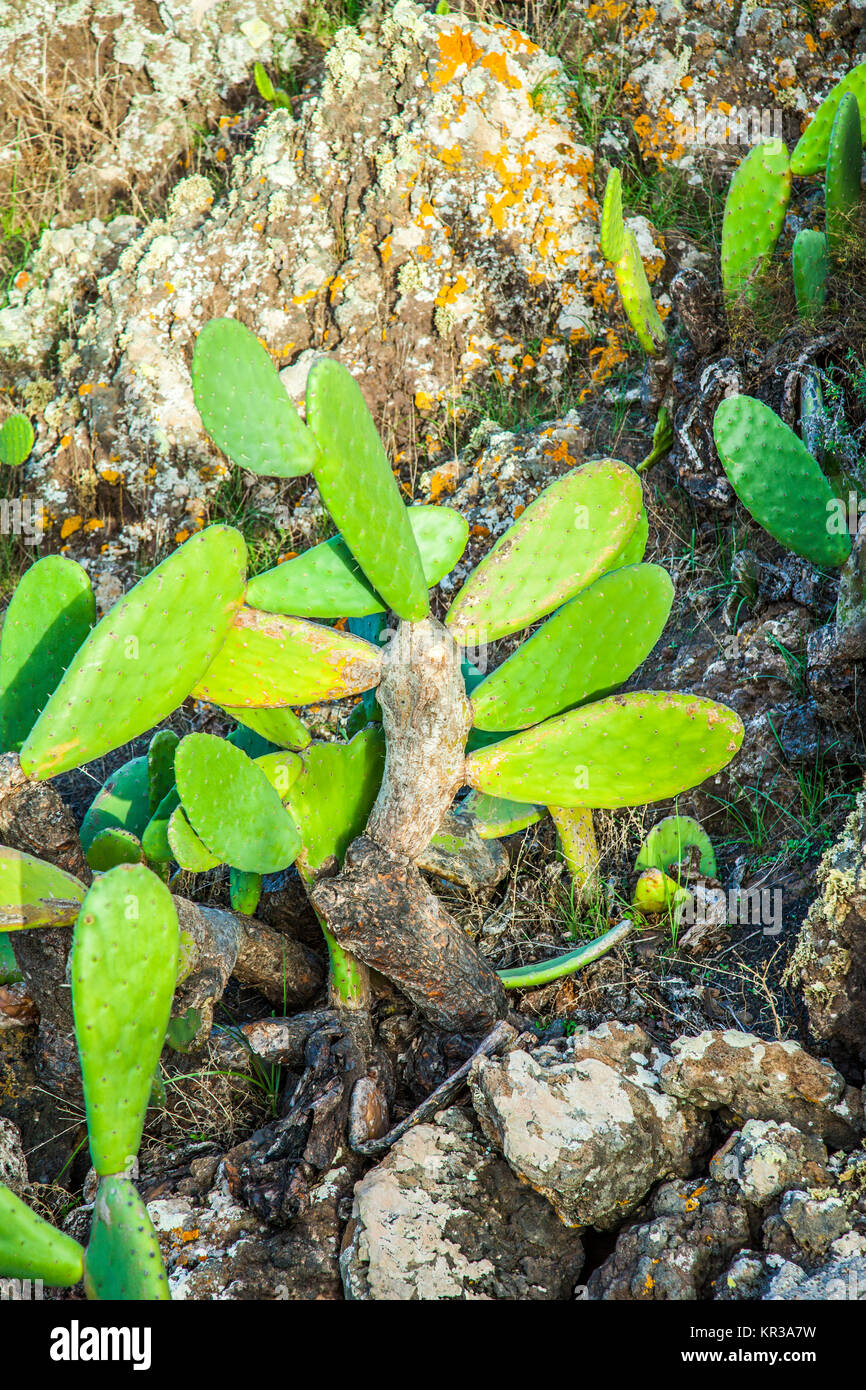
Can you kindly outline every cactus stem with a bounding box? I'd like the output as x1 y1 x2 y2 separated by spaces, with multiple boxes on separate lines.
319 920 370 1010
497 919 635 989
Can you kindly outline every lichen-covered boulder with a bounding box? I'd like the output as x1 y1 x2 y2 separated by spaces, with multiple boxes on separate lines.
659 1030 863 1148
339 1107 585 1300
709 1120 831 1207
469 1022 711 1229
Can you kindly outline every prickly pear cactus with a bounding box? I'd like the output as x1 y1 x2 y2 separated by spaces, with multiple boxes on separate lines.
0 1185 84 1284
792 229 829 320
0 413 34 467
791 61 866 175
635 815 716 878
0 846 85 929
601 170 668 355
825 90 862 257
713 395 852 568
721 141 791 305
175 733 301 873
83 1175 169 1301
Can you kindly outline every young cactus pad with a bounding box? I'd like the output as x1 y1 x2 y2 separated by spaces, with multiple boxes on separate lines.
601 170 667 355
246 505 468 619
0 846 85 929
446 459 644 644
459 790 545 838
720 141 791 304
192 607 383 708
635 814 717 878
0 1185 84 1284
167 806 223 873
465 691 744 809
306 357 429 621
712 395 852 568
192 318 321 477
83 1175 169 1301
284 729 385 875
20 526 247 779
0 555 95 753
600 166 626 261
469 563 673 731
792 229 829 319
71 864 179 1177
147 729 179 814
85 827 145 872
79 755 151 853
175 733 301 873
0 413 34 467
791 61 866 175
825 91 862 257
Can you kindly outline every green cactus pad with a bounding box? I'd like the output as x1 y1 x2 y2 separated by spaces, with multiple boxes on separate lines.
713 395 852 567
470 564 673 731
792 229 829 320
254 750 303 799
600 167 626 261
0 934 19 983
611 505 648 569
446 460 643 644
0 846 85 930
459 790 545 839
223 704 311 750
0 555 95 754
193 607 382 708
175 733 301 873
0 414 34 468
826 91 862 257
791 62 866 175
21 526 247 779
613 227 668 356
465 691 744 809
306 357 429 621
285 729 385 875
247 505 468 619
192 318 320 478
0 1184 84 1284
71 864 179 1176
635 814 716 878
167 806 222 873
83 1175 169 1301
86 828 145 872
141 788 180 865
147 730 179 814
79 756 151 853
720 141 791 304
230 868 263 915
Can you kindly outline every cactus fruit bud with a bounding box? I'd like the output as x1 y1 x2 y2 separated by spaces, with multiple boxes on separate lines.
230 868 263 914
713 395 852 568
192 318 320 477
446 459 644 644
721 141 791 305
632 866 691 916
71 864 179 1177
0 555 95 754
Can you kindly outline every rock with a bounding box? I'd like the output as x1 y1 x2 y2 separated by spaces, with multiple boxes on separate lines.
784 789 866 1060
469 1022 711 1229
672 358 739 508
0 1116 27 1192
806 624 866 726
659 1030 863 1148
586 1177 752 1300
835 519 866 658
339 1108 584 1299
709 1120 830 1207
718 1238 866 1301
13 2 663 569
774 1190 852 1258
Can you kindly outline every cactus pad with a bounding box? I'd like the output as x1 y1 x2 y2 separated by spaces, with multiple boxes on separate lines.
635 814 716 878
306 357 429 621
141 787 180 865
284 729 385 874
222 704 311 750
792 229 829 320
85 828 145 872
83 1175 169 1301
0 846 85 929
21 525 247 779
0 414 34 467
192 318 320 478
254 749 303 799
175 733 301 873
600 167 626 261
465 691 744 809
713 395 852 567
79 755 151 853
632 866 689 915
459 790 545 839
247 505 468 619
0 555 95 753
147 730 179 814
791 62 866 175
230 868 263 915
0 1184 84 1284
193 607 382 707
470 564 673 731
720 141 791 304
71 864 179 1176
613 226 668 356
826 91 862 257
167 806 222 872
446 460 644 644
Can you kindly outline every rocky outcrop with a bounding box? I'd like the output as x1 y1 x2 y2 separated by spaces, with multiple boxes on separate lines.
469 1021 711 1228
